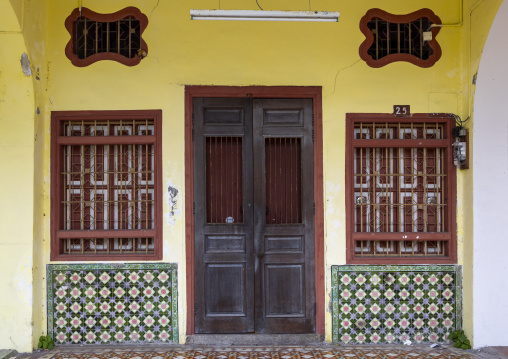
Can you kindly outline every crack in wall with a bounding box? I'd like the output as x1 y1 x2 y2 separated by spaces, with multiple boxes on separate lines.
326 59 362 98
150 0 161 20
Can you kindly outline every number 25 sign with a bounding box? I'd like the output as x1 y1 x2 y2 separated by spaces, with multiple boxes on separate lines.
393 105 410 117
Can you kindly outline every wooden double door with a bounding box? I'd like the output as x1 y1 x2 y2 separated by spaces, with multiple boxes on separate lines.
193 98 315 334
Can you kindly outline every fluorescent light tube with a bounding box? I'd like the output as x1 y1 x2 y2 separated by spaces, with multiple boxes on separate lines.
190 10 339 22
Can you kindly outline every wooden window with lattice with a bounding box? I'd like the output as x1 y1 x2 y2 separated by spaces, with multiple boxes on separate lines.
65 7 148 67
51 110 162 261
359 9 442 68
346 114 456 264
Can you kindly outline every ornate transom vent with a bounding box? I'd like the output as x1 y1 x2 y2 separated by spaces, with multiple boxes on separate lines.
359 9 442 68
65 7 148 67
332 265 461 344
47 263 178 345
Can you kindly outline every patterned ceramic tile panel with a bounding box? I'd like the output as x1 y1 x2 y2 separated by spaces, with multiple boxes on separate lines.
47 263 178 345
332 265 461 344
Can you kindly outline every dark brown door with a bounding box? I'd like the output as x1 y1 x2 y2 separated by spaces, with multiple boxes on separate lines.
194 98 315 334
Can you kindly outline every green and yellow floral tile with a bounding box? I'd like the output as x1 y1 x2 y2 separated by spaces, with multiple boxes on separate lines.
332 265 461 344
47 263 178 345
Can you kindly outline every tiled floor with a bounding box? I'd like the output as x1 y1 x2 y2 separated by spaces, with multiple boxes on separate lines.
490 347 508 358
22 345 489 359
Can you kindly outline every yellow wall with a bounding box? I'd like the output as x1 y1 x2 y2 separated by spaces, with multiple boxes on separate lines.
40 0 467 344
22 0 50 350
0 0 503 349
0 0 35 352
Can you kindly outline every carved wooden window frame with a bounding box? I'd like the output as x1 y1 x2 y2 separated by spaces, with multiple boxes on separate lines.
359 8 442 68
65 7 148 67
50 110 163 261
345 113 457 264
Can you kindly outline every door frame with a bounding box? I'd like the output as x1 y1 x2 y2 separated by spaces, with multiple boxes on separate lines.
185 86 324 335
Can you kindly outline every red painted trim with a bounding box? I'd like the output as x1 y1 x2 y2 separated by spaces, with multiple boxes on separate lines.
155 110 163 261
50 114 60 261
347 113 455 121
50 110 159 119
65 7 148 67
312 91 325 335
57 136 156 145
348 257 456 265
359 8 442 68
50 110 163 261
184 88 196 336
352 232 451 241
184 86 325 335
184 86 322 98
345 115 354 264
345 113 457 264
353 139 449 148
445 119 458 262
51 253 160 262
57 229 156 238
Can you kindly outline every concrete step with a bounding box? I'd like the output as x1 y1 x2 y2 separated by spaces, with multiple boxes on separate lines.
0 350 16 359
186 334 325 346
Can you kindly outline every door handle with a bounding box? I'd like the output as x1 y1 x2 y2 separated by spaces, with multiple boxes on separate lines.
256 252 264 258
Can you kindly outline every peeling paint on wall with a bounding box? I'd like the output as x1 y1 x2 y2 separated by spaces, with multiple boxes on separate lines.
15 254 33 307
165 179 180 226
20 53 32 76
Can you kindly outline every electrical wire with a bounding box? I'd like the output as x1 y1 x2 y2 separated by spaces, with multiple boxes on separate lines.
452 114 470 127
256 0 263 10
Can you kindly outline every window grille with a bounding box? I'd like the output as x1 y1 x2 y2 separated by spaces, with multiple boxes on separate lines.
265 137 302 224
65 7 148 67
360 9 442 68
346 115 456 264
51 111 162 261
205 136 244 224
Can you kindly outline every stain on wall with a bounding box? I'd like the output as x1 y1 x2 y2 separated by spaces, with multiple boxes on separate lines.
165 179 180 226
20 53 32 76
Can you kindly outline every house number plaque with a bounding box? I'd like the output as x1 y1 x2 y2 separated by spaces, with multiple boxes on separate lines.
393 105 410 117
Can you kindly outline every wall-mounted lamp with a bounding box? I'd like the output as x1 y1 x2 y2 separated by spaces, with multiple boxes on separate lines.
190 10 340 22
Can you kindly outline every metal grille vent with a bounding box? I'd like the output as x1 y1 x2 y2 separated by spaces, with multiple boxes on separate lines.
65 7 148 67
367 17 433 61
359 9 442 68
74 17 141 60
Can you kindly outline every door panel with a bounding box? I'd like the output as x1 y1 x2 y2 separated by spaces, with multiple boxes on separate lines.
265 264 304 316
265 236 303 252
194 97 314 334
205 235 245 253
206 263 246 315
194 98 254 333
253 99 315 333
